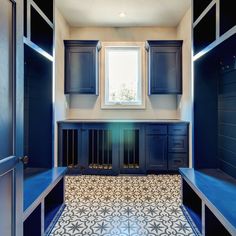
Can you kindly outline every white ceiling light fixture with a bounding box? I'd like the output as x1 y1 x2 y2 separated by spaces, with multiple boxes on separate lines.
119 12 126 18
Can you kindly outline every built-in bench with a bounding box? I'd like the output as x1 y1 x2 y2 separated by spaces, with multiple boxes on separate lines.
179 168 236 236
24 167 67 236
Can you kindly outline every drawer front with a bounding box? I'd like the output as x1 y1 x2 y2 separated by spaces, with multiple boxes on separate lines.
168 124 188 135
168 136 187 152
146 125 167 135
168 153 188 170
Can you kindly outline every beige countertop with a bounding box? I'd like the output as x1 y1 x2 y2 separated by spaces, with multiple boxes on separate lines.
58 119 189 123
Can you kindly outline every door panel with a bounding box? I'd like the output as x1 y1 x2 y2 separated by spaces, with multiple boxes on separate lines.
0 0 14 159
146 135 167 171
0 0 24 235
0 169 13 236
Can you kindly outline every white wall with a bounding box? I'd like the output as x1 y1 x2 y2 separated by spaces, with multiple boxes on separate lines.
54 8 70 166
68 27 180 120
177 8 193 166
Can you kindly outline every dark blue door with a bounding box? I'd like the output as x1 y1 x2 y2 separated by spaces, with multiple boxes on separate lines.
0 0 24 235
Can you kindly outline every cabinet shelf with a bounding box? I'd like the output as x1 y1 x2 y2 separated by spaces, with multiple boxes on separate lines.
23 37 53 61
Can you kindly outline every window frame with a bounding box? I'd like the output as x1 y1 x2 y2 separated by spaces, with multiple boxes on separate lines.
100 42 146 110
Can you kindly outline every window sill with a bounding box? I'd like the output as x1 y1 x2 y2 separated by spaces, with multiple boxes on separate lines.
101 103 146 110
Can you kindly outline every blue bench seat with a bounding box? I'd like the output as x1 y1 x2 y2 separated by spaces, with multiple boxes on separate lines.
180 168 236 235
23 167 67 235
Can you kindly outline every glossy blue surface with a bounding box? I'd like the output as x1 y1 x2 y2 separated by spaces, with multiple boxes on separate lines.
180 168 236 230
24 167 67 212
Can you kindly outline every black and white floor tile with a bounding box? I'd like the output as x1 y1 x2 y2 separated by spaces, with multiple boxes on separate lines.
50 175 196 236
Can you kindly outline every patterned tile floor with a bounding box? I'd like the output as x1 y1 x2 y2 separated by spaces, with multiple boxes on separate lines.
50 175 196 236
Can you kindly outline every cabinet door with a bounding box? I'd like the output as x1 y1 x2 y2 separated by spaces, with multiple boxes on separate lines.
80 124 119 175
120 124 145 174
149 45 182 94
0 0 24 235
65 46 97 94
146 135 167 171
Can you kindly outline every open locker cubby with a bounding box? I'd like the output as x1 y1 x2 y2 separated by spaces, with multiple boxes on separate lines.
220 0 236 36
24 44 53 168
24 204 41 236
44 178 64 231
182 179 202 233
193 5 216 55
32 0 53 22
205 205 231 236
30 6 53 55
193 0 212 22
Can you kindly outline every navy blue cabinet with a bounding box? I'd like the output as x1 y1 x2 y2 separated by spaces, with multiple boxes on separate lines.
58 121 189 174
145 123 188 172
168 124 188 170
147 40 183 94
64 40 100 94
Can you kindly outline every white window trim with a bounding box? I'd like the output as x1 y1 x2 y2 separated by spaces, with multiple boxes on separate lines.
100 42 146 110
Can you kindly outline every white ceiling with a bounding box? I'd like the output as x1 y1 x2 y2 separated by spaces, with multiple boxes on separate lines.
56 0 191 27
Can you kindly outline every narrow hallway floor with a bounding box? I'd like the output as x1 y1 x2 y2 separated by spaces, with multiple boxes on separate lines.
50 175 196 236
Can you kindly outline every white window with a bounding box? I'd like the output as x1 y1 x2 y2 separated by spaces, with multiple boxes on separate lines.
101 42 146 109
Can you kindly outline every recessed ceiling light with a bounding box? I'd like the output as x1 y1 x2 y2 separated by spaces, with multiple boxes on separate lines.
119 12 126 18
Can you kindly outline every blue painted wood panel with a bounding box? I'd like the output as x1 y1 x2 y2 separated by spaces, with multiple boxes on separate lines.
146 135 167 171
218 70 236 178
193 54 218 169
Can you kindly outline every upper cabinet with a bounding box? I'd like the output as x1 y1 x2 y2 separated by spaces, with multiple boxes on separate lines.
193 0 236 59
64 40 100 95
146 40 183 95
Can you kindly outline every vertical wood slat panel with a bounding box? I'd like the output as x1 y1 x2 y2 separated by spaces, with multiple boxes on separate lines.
62 129 78 167
107 130 110 169
97 130 99 168
133 130 136 168
66 130 69 166
72 130 74 167
102 130 104 169
92 129 94 168
87 128 113 170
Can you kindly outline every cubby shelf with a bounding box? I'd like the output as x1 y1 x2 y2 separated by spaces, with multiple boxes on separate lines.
23 37 53 61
